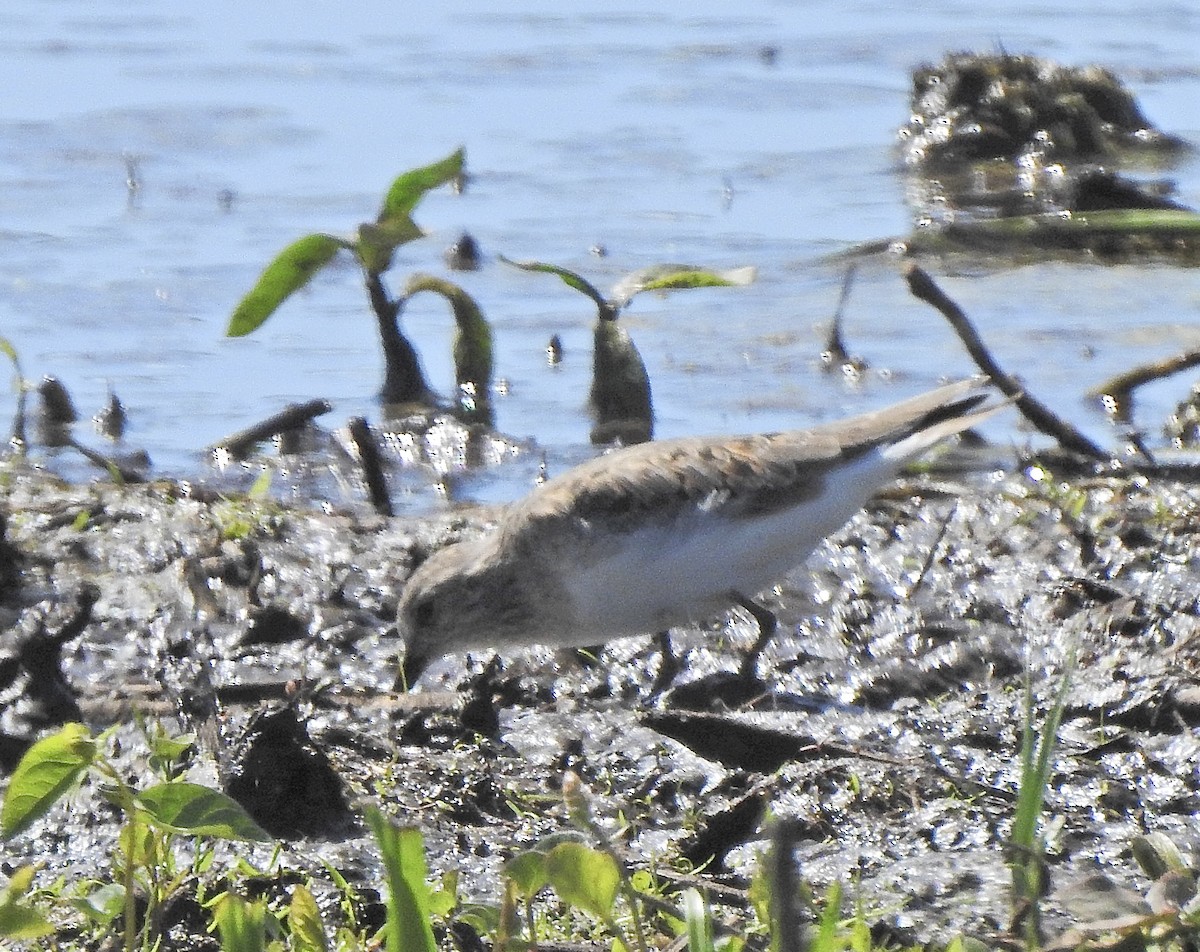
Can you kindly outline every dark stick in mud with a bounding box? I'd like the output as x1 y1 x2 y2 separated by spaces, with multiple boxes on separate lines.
211 398 332 460
905 264 1107 460
347 416 393 516
66 438 146 483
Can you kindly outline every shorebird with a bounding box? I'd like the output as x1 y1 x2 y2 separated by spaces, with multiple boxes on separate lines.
397 378 1007 689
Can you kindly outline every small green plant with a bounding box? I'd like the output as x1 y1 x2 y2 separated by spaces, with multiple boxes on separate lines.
498 771 746 952
0 722 271 951
501 257 754 445
212 468 280 541
226 149 494 421
1009 647 1076 947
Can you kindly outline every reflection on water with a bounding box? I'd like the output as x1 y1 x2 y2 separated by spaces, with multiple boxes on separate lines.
0 0 1198 509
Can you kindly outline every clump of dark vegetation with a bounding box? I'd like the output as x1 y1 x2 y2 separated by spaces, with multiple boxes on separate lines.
901 51 1185 169
892 51 1200 261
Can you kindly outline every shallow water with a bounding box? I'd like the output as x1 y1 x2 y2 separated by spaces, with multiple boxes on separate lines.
2 0 1199 509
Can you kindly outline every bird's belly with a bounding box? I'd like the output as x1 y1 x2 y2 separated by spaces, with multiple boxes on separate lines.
561 452 895 640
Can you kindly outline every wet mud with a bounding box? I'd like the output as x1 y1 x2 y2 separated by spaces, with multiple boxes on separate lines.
3 451 1200 946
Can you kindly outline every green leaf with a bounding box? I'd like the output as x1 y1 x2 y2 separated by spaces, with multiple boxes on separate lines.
72 882 126 926
0 867 55 939
0 334 20 368
367 809 437 952
213 893 268 952
377 148 465 225
610 264 756 308
544 842 620 921
288 884 329 952
136 782 272 842
227 233 347 337
356 219 426 275
0 900 54 940
147 730 195 777
247 467 273 501
498 255 614 319
502 851 548 900
1 723 96 840
0 859 54 936
2 866 35 899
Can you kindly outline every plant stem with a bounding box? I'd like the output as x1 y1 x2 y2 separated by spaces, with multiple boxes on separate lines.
124 807 139 952
364 270 431 405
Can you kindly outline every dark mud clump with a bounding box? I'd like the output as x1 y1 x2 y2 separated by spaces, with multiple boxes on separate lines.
3 455 1200 947
901 52 1185 171
895 52 1200 262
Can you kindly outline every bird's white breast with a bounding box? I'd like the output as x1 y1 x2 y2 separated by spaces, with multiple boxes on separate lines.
559 449 899 641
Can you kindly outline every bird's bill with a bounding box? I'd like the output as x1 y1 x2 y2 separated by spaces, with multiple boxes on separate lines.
394 648 428 692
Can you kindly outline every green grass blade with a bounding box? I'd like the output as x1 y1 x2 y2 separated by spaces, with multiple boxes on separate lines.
810 880 843 952
1 723 96 840
0 334 21 370
226 233 346 337
1009 647 1076 946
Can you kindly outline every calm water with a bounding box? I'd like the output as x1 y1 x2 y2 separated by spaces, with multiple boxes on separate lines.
2 0 1199 508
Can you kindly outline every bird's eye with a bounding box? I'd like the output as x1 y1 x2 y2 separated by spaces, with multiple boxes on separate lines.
412 597 436 629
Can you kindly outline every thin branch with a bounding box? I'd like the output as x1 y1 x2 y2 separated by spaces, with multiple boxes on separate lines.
905 264 1107 460
1088 347 1200 422
210 398 332 460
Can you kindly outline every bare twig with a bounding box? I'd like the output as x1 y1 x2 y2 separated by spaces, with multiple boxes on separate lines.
905 264 1107 460
210 398 332 460
1089 347 1200 422
906 501 958 599
66 437 146 483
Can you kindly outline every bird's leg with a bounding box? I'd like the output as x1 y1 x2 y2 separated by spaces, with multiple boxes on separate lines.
734 593 777 681
648 630 680 697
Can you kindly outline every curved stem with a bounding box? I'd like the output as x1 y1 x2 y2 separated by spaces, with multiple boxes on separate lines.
365 270 430 404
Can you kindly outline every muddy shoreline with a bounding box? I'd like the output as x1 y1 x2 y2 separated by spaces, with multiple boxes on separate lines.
3 452 1200 947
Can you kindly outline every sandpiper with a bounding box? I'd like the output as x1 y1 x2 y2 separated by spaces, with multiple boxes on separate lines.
397 378 1008 688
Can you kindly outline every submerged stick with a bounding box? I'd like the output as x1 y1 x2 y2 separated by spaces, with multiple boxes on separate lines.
905 264 1107 460
211 398 332 460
